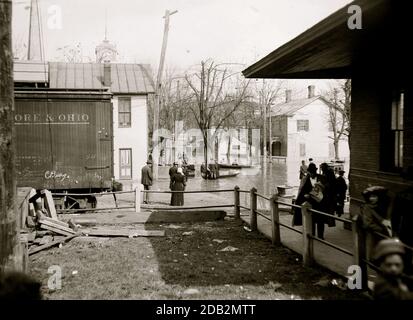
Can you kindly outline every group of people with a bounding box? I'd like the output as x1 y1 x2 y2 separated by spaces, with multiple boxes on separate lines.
357 184 413 300
294 159 347 239
201 160 220 179
140 160 187 206
296 158 413 299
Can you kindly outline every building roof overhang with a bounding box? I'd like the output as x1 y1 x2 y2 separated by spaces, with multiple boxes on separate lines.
242 0 398 79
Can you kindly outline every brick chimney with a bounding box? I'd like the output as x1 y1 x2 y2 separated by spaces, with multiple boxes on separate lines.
103 60 111 87
308 85 315 98
285 89 292 103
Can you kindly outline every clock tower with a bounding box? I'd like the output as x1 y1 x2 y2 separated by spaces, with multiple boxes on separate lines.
95 23 117 63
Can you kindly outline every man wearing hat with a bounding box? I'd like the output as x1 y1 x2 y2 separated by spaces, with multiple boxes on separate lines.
336 170 347 217
361 186 393 259
141 160 153 204
169 162 178 189
372 238 413 300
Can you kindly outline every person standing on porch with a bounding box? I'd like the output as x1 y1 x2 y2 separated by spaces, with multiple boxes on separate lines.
141 160 153 204
361 186 393 260
372 238 413 300
335 170 347 217
293 162 320 227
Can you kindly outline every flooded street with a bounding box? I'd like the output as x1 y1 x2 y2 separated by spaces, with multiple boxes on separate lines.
155 159 350 198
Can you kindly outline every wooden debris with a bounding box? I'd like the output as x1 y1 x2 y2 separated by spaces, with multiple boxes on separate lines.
28 188 36 216
67 219 79 231
20 232 36 243
39 235 54 246
35 230 51 237
26 216 36 228
28 234 78 256
41 189 58 220
40 216 70 228
40 224 75 237
83 228 165 238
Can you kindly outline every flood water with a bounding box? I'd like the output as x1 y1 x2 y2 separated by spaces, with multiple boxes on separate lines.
155 159 350 198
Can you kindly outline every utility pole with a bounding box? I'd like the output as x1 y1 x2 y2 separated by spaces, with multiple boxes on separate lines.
268 103 272 163
262 80 267 162
153 9 177 180
28 0 43 61
0 0 17 272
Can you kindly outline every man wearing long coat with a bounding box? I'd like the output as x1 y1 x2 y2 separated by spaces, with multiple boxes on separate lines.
141 160 153 204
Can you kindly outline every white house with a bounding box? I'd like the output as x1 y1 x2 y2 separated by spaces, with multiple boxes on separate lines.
269 85 349 184
18 61 155 191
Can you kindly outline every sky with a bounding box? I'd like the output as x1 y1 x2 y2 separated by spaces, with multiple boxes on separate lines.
12 0 352 92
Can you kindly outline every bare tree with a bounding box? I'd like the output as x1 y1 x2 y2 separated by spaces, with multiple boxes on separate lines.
55 43 92 62
184 60 251 167
324 79 351 160
255 79 285 157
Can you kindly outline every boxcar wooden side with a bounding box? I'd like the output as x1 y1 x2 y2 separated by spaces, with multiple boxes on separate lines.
14 90 113 192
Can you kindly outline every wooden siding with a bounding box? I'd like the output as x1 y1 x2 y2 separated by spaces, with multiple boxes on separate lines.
14 91 113 190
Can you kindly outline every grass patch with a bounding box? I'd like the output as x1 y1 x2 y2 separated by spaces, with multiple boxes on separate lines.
29 218 364 300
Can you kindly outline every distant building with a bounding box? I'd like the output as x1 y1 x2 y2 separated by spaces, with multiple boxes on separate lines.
269 85 349 164
14 60 155 191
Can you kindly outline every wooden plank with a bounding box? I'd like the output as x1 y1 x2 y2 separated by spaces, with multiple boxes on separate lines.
28 188 36 216
39 219 75 234
40 216 69 228
20 232 36 243
28 234 78 256
40 224 75 237
84 229 165 237
42 190 58 219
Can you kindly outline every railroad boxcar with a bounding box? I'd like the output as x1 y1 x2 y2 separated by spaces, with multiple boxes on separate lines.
14 89 113 208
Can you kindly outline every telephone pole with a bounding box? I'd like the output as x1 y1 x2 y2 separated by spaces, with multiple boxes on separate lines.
262 80 267 162
153 9 177 180
0 0 17 271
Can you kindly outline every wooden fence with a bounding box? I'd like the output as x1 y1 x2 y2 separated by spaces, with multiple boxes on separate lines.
234 186 413 291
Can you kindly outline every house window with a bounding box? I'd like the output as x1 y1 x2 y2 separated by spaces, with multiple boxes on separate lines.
118 97 131 127
297 120 309 131
119 148 132 179
299 143 306 157
391 91 404 168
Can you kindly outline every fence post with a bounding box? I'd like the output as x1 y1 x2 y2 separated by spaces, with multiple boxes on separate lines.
135 185 141 213
250 187 257 231
352 214 368 290
301 202 314 266
234 185 240 219
271 194 281 245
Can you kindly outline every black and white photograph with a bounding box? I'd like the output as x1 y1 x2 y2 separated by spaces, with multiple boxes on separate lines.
1 0 413 307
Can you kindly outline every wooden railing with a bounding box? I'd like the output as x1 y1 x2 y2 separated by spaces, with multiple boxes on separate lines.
234 186 413 291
